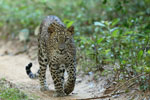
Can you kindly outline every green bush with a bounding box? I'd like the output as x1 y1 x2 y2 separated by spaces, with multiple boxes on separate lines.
0 79 32 100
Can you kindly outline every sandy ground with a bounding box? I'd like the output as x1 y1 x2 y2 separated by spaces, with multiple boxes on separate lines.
0 41 107 100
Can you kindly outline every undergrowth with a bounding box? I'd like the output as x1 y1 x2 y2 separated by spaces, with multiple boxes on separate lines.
0 78 34 100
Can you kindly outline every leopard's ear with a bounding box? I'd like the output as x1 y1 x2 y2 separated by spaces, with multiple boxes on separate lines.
67 26 74 35
48 23 56 33
48 22 64 33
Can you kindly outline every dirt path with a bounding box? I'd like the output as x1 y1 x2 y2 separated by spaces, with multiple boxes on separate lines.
0 41 106 100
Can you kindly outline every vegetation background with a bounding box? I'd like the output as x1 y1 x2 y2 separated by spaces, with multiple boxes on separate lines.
0 0 150 99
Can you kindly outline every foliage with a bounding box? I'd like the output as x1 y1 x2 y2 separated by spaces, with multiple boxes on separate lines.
0 0 150 91
0 79 33 100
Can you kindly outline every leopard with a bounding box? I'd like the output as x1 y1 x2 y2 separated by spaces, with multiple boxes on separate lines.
25 15 76 97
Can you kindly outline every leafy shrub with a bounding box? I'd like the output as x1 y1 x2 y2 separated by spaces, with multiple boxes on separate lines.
0 79 32 100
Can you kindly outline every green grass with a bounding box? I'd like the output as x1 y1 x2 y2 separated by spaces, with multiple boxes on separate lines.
0 78 34 100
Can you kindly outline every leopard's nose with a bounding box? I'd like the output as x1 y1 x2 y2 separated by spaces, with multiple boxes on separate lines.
59 44 65 51
59 48 64 52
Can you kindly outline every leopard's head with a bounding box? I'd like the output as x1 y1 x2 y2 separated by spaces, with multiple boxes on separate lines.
48 22 74 55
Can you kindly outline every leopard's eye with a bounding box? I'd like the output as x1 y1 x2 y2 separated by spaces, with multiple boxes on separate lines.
65 37 70 42
54 38 58 42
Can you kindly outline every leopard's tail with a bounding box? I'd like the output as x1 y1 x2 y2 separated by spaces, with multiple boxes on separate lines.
25 63 39 79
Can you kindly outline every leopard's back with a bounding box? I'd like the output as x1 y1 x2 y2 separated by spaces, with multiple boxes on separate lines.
39 15 64 39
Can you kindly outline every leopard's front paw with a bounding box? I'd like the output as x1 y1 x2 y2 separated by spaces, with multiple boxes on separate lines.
53 92 65 97
40 85 49 91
